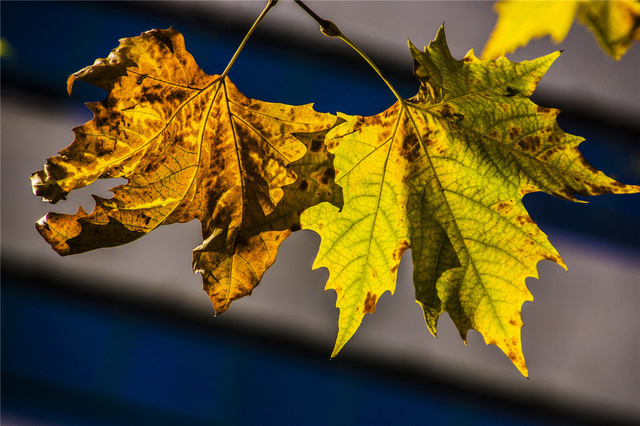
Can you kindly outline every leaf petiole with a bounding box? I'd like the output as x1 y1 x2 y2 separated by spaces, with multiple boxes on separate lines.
220 0 279 79
294 0 404 103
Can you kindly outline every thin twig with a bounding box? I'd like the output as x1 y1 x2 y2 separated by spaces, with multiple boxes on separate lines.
220 0 279 79
294 0 404 103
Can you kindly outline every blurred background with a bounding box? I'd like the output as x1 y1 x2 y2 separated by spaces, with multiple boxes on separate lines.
2 1 639 424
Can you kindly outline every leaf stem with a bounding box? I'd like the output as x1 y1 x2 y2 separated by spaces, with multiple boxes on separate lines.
294 0 404 103
220 0 279 79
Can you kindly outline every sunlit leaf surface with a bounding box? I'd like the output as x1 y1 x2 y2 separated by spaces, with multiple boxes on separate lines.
32 28 336 311
483 0 640 60
33 26 639 375
302 26 639 375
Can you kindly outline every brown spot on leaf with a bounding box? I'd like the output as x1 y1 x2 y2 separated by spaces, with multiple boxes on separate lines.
92 115 108 129
310 138 323 153
298 180 309 191
496 202 512 213
149 29 175 53
392 239 410 261
437 104 464 122
517 136 541 153
516 214 533 226
141 215 151 226
542 252 562 264
94 140 115 157
367 114 384 128
586 181 616 195
508 127 521 141
399 132 420 162
172 135 188 149
352 117 365 132
139 92 164 104
536 106 552 114
438 104 455 118
166 89 188 104
486 130 500 140
234 124 252 144
441 104 453 115
144 160 160 174
320 167 335 185
364 292 377 314
422 129 434 145
505 87 518 97
540 146 563 162
558 184 589 199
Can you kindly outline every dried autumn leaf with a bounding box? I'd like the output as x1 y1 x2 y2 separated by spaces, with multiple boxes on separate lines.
482 0 640 60
301 26 640 376
194 122 344 314
31 28 336 310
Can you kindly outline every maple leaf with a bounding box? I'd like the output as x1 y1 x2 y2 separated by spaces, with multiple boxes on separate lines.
301 26 640 376
482 0 640 60
31 28 337 310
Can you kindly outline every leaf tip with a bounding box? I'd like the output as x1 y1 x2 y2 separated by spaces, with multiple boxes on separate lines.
491 337 529 377
31 170 68 204
515 358 529 378
35 214 50 232
407 38 420 55
329 343 343 359
543 251 567 271
66 75 76 96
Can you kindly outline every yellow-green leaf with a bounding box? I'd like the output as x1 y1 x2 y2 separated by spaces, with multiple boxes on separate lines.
482 0 579 60
482 0 640 60
302 26 639 376
31 28 336 310
577 0 640 60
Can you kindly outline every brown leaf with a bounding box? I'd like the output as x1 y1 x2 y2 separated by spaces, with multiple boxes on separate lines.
194 121 344 313
32 29 336 300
